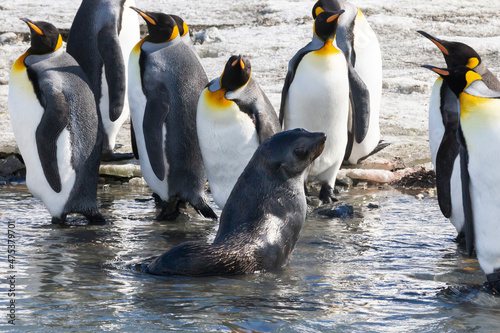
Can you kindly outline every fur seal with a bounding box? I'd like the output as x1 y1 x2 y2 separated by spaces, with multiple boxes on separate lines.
145 129 326 276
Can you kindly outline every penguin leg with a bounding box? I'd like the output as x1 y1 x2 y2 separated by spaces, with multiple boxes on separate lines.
319 183 339 204
156 198 181 221
51 214 67 225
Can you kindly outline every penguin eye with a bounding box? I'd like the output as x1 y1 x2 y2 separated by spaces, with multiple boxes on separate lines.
294 147 307 159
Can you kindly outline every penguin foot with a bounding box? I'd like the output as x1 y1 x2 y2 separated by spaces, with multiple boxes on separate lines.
155 199 181 221
85 212 107 225
101 152 135 162
319 184 339 204
193 201 218 220
357 140 391 163
51 215 67 225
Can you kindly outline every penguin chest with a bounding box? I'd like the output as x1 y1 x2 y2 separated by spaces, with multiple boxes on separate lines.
285 48 349 177
8 64 75 217
197 89 259 208
460 95 500 271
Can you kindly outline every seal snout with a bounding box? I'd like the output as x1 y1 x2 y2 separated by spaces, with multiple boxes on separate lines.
311 132 327 161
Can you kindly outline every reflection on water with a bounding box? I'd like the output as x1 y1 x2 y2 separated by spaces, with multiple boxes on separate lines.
1 183 499 332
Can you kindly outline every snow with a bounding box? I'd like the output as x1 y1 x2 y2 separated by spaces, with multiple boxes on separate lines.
1 0 499 181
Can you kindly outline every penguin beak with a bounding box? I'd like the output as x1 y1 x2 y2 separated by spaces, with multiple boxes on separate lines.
422 65 449 77
417 30 449 55
326 9 344 22
20 18 44 35
130 6 156 26
231 55 245 70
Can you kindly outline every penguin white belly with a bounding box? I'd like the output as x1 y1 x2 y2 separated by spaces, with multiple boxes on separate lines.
128 49 169 200
462 103 500 274
284 50 349 184
449 156 464 233
117 0 140 134
8 69 75 217
99 65 128 151
347 11 382 163
197 89 259 209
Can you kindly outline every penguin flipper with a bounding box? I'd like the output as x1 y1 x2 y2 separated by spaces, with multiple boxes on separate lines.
435 128 460 218
130 118 139 160
35 91 71 193
343 94 355 162
143 84 170 181
279 43 318 126
98 26 126 122
458 125 474 257
348 64 370 144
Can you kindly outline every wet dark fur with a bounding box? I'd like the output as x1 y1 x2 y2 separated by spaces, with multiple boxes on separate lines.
146 129 326 276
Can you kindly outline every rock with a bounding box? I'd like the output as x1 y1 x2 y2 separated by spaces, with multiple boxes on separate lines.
99 163 142 178
194 27 223 45
316 203 354 219
128 177 148 187
0 155 24 176
0 32 18 45
368 203 379 209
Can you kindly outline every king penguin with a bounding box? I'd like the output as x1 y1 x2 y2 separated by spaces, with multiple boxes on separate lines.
312 0 385 164
197 55 281 209
419 31 500 242
8 19 104 225
424 65 500 291
67 0 140 161
280 10 349 203
128 8 217 220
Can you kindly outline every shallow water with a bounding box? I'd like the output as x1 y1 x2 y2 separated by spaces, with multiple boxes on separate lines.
1 183 499 332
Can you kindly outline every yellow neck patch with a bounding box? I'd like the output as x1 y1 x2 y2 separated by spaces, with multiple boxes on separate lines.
12 53 29 72
204 88 233 109
132 38 147 53
466 57 479 69
460 93 500 123
314 40 338 56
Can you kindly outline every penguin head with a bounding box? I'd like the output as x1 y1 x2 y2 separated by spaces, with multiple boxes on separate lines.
130 7 179 43
417 31 482 69
313 10 344 42
21 19 62 55
220 55 252 92
170 14 190 38
312 0 344 19
423 65 483 98
261 128 327 179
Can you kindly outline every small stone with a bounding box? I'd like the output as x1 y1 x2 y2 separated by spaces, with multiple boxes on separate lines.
194 27 224 45
102 184 110 191
128 177 148 187
316 204 354 219
415 193 424 200
0 155 25 176
0 32 18 44
368 203 379 209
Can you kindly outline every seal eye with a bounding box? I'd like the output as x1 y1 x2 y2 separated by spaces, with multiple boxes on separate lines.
294 147 307 159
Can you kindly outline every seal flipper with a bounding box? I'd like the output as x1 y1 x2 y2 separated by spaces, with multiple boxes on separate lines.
97 25 126 122
143 84 170 181
458 125 474 257
348 63 370 144
35 89 71 193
